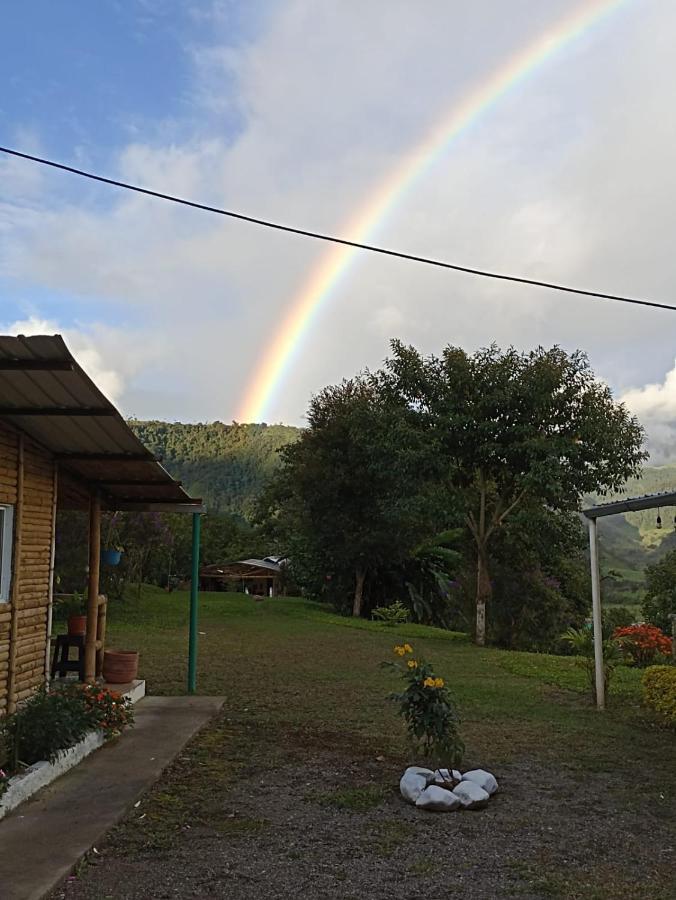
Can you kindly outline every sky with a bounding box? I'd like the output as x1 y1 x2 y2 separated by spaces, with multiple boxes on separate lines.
2 1 676 460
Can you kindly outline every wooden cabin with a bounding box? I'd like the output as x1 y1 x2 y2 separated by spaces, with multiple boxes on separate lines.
0 334 202 715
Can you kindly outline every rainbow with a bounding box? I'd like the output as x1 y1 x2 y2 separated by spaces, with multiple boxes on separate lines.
238 0 628 423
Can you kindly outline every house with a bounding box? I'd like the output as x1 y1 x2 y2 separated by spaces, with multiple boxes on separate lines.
200 557 285 596
0 334 202 715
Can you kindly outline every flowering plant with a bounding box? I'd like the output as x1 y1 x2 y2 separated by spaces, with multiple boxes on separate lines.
383 643 463 765
65 683 134 737
613 624 672 668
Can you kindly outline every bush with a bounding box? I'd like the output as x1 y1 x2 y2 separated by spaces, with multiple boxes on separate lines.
372 600 410 626
383 643 463 765
643 550 676 631
613 624 672 668
642 666 676 726
2 684 134 773
560 627 623 703
603 606 636 638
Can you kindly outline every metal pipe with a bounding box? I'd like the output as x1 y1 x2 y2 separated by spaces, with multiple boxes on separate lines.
85 492 101 682
188 512 201 694
588 517 605 710
44 460 58 684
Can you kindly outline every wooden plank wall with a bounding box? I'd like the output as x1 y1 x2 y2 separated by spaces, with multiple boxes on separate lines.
0 420 56 714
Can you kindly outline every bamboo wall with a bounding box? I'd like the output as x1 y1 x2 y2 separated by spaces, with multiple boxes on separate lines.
0 420 56 714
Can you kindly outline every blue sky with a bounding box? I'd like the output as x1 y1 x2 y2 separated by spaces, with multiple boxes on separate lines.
2 1 676 457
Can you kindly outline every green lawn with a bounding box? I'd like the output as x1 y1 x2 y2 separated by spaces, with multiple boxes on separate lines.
59 588 675 900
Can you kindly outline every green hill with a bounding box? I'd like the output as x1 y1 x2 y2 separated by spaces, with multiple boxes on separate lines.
128 420 301 517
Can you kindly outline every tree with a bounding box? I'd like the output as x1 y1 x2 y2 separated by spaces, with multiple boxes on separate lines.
644 549 676 631
264 376 438 617
383 342 647 644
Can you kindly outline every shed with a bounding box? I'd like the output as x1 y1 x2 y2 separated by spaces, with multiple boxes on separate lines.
0 334 204 714
200 558 284 596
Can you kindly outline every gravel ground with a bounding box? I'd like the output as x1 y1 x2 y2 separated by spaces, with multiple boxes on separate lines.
50 724 675 900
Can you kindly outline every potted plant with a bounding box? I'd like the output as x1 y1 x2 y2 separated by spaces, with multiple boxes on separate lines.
58 592 87 637
101 513 124 566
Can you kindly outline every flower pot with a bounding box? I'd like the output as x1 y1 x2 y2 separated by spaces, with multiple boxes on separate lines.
102 649 139 684
101 549 122 566
67 614 87 637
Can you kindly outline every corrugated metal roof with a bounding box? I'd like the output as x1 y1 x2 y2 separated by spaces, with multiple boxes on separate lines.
583 490 676 519
0 334 203 512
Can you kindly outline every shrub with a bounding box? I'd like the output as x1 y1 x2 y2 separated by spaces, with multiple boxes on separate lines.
602 606 636 637
63 683 134 738
613 624 672 668
372 600 410 626
642 666 676 726
560 627 622 702
383 643 463 765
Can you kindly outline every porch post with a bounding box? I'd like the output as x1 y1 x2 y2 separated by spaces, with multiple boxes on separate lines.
85 492 101 682
188 511 201 694
588 516 605 711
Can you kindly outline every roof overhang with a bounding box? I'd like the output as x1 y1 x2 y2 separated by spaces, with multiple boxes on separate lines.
0 334 203 513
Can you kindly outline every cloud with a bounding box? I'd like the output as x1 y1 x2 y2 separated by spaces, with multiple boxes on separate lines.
2 0 676 454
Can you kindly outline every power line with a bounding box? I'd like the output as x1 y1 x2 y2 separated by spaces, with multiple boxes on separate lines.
1 144 674 313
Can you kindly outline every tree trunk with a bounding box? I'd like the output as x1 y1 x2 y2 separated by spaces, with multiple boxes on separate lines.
353 567 366 617
475 543 491 646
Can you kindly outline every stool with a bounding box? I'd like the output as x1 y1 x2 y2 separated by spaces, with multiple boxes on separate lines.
51 634 86 680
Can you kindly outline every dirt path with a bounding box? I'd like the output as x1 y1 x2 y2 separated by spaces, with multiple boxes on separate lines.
50 717 675 900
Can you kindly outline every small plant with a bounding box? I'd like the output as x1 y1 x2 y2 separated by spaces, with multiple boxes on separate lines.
372 600 410 626
642 665 676 727
613 624 672 668
64 683 134 738
560 627 622 702
383 643 463 766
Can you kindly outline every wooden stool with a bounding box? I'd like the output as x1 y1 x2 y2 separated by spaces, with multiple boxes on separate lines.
51 634 86 680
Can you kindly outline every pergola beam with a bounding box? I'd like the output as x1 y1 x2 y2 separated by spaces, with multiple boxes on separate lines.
0 360 74 371
56 452 156 462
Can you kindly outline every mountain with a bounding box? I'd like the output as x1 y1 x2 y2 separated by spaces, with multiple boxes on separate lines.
128 420 301 517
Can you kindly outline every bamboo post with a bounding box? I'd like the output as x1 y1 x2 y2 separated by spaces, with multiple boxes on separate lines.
85 492 101 681
6 434 24 714
44 459 58 683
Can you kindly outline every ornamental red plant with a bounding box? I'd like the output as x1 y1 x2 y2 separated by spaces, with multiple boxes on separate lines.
613 624 672 668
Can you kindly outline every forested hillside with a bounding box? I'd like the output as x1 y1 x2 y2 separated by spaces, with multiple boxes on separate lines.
128 420 301 517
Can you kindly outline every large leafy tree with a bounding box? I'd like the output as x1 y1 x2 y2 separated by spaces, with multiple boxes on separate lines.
383 341 647 644
264 376 438 616
643 550 676 631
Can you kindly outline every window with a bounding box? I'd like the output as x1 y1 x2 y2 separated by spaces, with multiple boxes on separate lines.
0 504 14 602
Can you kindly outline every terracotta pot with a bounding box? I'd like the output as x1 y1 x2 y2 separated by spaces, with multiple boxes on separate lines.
102 649 139 684
67 614 87 637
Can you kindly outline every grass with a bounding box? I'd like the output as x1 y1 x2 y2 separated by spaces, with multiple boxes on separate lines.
95 587 675 898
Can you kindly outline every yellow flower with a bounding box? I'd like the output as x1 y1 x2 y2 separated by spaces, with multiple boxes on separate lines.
423 677 436 688
403 643 413 654
393 645 406 656
407 659 418 669
434 677 445 689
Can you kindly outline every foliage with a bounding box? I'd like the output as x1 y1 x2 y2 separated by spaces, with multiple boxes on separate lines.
381 341 647 645
642 665 676 727
65 683 134 737
403 530 464 629
261 376 441 617
1 685 134 776
643 548 676 631
383 643 463 765
560 627 623 703
371 600 410 626
129 420 300 517
613 624 672 668
603 605 636 637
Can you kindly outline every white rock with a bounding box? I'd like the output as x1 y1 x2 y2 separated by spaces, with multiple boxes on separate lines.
452 780 490 809
462 769 498 796
399 766 434 804
415 785 462 812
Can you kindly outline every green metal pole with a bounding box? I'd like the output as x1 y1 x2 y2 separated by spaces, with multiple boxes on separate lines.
188 512 201 694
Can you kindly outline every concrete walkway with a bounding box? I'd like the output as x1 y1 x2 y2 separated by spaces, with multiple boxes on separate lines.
0 696 224 900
